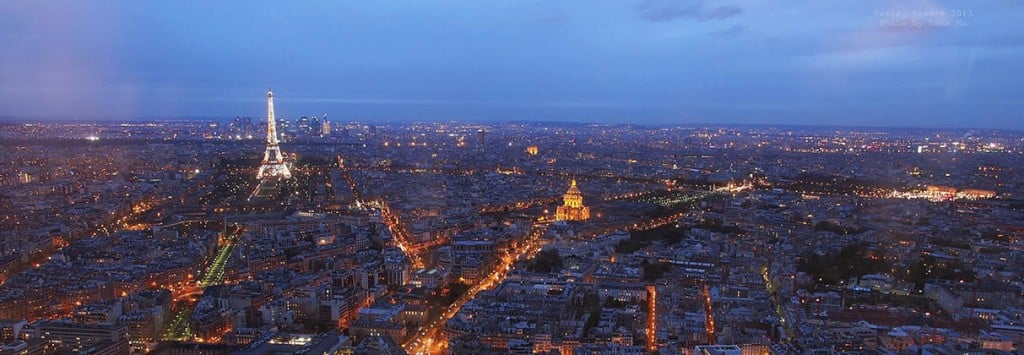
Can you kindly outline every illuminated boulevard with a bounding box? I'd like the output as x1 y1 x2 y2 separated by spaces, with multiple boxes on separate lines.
376 199 426 269
163 226 243 342
703 283 716 344
405 223 547 354
199 226 243 287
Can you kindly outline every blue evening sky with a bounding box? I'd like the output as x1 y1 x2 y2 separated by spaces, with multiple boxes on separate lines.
0 1 1021 128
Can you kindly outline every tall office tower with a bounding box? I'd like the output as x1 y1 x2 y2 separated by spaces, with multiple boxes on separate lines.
297 116 310 134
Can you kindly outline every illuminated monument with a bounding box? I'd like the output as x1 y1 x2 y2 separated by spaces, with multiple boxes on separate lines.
555 179 590 221
257 88 292 179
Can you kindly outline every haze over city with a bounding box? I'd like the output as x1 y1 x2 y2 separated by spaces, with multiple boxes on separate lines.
1 1 1022 128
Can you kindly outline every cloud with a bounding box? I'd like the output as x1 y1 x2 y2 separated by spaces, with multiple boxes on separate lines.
709 24 746 38
637 0 742 22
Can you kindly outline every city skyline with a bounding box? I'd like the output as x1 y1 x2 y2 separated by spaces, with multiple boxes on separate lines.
1 1 1022 129
1 117 1022 353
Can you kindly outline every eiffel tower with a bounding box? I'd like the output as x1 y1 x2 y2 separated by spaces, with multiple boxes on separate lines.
257 88 292 179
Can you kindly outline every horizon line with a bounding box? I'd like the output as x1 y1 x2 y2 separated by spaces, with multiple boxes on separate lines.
0 116 1020 133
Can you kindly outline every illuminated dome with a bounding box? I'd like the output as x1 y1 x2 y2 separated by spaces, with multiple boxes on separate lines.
556 179 590 221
